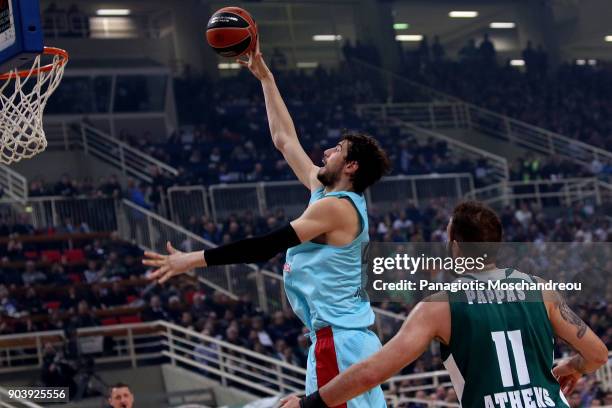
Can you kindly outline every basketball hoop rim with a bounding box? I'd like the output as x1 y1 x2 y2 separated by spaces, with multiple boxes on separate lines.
0 47 69 81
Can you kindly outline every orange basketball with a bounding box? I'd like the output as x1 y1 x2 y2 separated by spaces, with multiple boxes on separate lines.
206 7 258 58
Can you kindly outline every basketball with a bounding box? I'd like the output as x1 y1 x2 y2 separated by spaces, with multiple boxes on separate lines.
206 7 258 58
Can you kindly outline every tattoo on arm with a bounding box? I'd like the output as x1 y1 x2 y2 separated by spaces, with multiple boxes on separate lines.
556 294 587 339
570 354 587 374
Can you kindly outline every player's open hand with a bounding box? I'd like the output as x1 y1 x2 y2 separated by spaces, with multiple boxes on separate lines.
553 359 582 395
236 40 271 81
142 241 203 284
279 395 301 408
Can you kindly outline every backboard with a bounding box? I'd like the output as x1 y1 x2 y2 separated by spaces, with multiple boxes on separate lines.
0 0 43 73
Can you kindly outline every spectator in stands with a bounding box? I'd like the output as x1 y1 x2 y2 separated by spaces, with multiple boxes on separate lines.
522 41 537 74
101 175 123 198
55 174 78 197
58 217 90 234
127 179 151 210
12 214 35 235
107 383 134 408
250 315 274 349
0 284 20 318
431 35 445 61
41 342 77 391
22 260 47 285
84 260 103 283
105 251 127 280
29 179 49 197
67 4 89 38
142 295 169 321
225 325 247 348
194 327 221 376
6 237 25 261
102 282 127 308
22 287 44 315
459 38 478 61
48 263 71 285
166 295 183 323
72 300 99 328
479 33 496 64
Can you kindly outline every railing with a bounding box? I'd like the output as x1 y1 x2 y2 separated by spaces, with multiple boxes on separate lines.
209 181 310 222
118 199 255 302
0 165 28 202
0 321 306 397
208 173 475 222
40 120 179 185
0 388 44 408
80 124 178 183
0 321 453 404
464 103 612 167
365 173 475 212
352 60 612 168
357 104 508 181
357 102 468 129
598 180 612 204
361 115 509 181
385 370 453 395
163 322 306 395
167 185 210 225
0 196 118 231
465 178 604 207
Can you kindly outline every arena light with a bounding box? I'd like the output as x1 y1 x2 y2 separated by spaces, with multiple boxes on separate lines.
218 62 241 70
395 35 423 42
588 59 597 66
605 36 612 42
510 59 525 66
96 9 131 16
490 22 515 29
393 23 410 30
449 11 478 18
312 35 342 41
576 59 586 65
296 62 319 69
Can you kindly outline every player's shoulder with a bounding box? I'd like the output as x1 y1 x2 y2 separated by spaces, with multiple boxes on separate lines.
305 196 357 227
415 292 451 344
416 292 450 317
309 195 353 213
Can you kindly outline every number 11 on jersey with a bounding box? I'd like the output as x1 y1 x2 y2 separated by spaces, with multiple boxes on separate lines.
491 330 531 387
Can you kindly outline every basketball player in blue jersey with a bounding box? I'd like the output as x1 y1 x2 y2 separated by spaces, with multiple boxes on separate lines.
142 41 391 407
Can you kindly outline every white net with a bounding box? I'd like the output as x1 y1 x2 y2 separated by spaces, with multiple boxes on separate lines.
0 48 67 164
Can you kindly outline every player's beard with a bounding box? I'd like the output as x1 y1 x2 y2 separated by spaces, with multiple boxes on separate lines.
317 165 341 187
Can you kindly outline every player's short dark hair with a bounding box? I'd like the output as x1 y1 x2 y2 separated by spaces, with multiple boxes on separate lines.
450 201 502 258
107 382 131 398
341 130 391 193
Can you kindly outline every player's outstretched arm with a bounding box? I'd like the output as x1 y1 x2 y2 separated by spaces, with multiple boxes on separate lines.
546 292 608 394
142 198 345 284
280 299 450 408
237 41 321 191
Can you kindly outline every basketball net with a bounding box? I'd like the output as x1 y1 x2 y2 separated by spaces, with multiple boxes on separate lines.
0 47 68 165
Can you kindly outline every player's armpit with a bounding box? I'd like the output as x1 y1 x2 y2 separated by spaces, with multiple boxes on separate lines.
547 291 608 373
318 301 449 407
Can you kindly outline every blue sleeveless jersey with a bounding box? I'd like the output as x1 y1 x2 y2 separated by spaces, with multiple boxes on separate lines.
283 187 374 331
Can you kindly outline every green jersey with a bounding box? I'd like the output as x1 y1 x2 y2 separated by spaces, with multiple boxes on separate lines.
440 268 569 408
